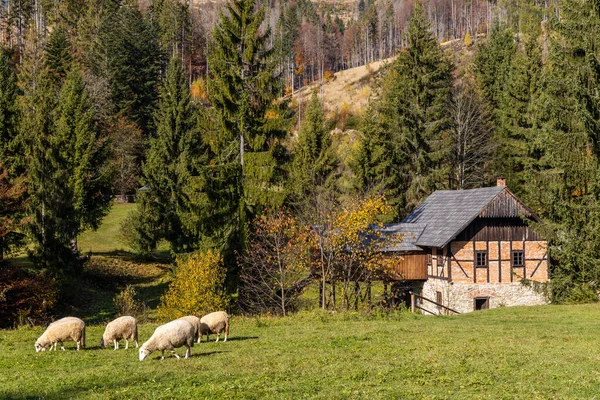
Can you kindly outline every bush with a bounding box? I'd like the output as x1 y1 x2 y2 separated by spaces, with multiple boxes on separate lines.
157 249 229 320
0 266 58 328
113 285 148 322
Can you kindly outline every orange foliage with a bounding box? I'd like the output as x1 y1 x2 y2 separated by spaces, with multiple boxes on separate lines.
190 78 208 103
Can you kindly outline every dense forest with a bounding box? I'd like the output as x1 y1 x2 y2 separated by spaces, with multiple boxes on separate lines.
1 0 600 322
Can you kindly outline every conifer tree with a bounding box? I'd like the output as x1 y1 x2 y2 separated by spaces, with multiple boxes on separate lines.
55 70 112 250
205 0 288 254
132 56 199 252
376 1 453 217
473 21 515 109
93 0 162 135
19 29 74 271
0 51 20 176
290 91 337 208
45 27 72 88
352 103 401 220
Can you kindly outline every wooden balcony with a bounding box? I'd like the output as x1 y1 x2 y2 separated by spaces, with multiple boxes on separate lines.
384 253 428 281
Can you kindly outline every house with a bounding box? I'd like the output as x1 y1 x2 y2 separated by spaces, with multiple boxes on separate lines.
382 179 548 314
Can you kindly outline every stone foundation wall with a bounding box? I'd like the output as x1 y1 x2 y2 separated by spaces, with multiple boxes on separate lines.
420 278 548 315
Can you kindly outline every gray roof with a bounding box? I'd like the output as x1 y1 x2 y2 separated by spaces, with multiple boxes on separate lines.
401 186 506 248
377 223 427 251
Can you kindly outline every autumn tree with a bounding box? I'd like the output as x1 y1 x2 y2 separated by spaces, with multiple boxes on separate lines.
157 249 229 320
238 209 311 316
311 195 394 310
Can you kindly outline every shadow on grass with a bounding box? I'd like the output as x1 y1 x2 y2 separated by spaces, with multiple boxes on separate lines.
220 336 259 342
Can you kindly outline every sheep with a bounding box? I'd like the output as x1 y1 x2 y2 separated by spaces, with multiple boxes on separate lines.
199 311 230 343
100 316 138 350
177 316 202 343
35 317 86 352
139 319 195 361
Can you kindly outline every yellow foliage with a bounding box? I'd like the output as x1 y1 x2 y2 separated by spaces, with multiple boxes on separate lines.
265 109 279 119
157 250 229 321
190 78 208 102
464 31 473 47
324 70 335 83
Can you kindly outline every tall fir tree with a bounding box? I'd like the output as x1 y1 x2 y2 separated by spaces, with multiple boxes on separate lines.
376 1 453 217
473 21 516 109
352 102 402 221
93 0 162 135
45 27 72 88
132 56 199 252
0 51 20 176
205 0 288 258
55 69 112 250
289 91 337 209
19 28 74 272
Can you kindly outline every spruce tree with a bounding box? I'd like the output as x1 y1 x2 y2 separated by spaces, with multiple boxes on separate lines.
205 0 288 254
93 0 162 135
133 56 199 252
473 21 515 109
290 91 337 207
0 51 20 176
352 103 401 221
19 29 74 272
377 1 453 217
55 69 112 250
45 27 72 88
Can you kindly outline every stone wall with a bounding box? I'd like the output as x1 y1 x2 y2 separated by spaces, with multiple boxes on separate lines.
420 278 548 315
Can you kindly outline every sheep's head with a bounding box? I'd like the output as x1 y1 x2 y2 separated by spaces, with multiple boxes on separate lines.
99 337 105 349
139 346 150 361
34 340 45 352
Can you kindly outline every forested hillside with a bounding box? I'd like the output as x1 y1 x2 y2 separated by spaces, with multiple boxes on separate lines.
1 0 599 325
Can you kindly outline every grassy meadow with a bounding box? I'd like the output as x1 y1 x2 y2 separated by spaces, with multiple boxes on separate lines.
3 305 600 399
4 204 600 399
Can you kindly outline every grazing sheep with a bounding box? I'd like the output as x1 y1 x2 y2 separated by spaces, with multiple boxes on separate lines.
178 316 202 343
139 319 195 361
199 311 230 343
100 316 138 350
35 317 86 352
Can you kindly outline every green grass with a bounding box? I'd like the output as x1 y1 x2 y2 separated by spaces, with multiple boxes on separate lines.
78 203 137 254
3 305 600 399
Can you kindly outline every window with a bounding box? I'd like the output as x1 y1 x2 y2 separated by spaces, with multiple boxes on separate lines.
512 250 524 267
436 291 442 305
474 297 489 310
475 251 487 267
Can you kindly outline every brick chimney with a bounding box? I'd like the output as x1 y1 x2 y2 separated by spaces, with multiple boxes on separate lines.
497 177 506 187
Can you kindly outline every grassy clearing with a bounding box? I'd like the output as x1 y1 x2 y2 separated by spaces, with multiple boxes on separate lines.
78 203 137 254
2 304 600 399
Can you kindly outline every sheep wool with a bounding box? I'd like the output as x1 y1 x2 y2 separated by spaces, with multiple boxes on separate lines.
199 311 230 343
101 316 138 350
177 316 202 343
139 319 195 361
35 317 86 352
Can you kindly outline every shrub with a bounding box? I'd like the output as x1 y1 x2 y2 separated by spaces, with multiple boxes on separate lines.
157 249 229 320
113 285 148 322
464 31 473 47
0 266 58 328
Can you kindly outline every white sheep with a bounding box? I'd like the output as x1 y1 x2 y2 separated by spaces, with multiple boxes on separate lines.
100 316 138 350
178 316 202 343
35 317 86 352
139 319 195 361
199 311 230 343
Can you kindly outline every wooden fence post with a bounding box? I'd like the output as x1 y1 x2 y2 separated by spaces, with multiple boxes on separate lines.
410 292 415 313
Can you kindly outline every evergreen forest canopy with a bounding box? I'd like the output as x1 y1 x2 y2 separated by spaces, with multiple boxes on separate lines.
0 0 600 315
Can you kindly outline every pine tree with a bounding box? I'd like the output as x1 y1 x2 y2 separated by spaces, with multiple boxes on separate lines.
473 21 516 109
494 34 543 197
377 1 453 217
205 0 288 254
133 56 199 252
55 70 112 249
0 51 20 176
93 0 162 135
290 91 337 207
45 27 72 88
19 28 74 272
352 103 401 221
